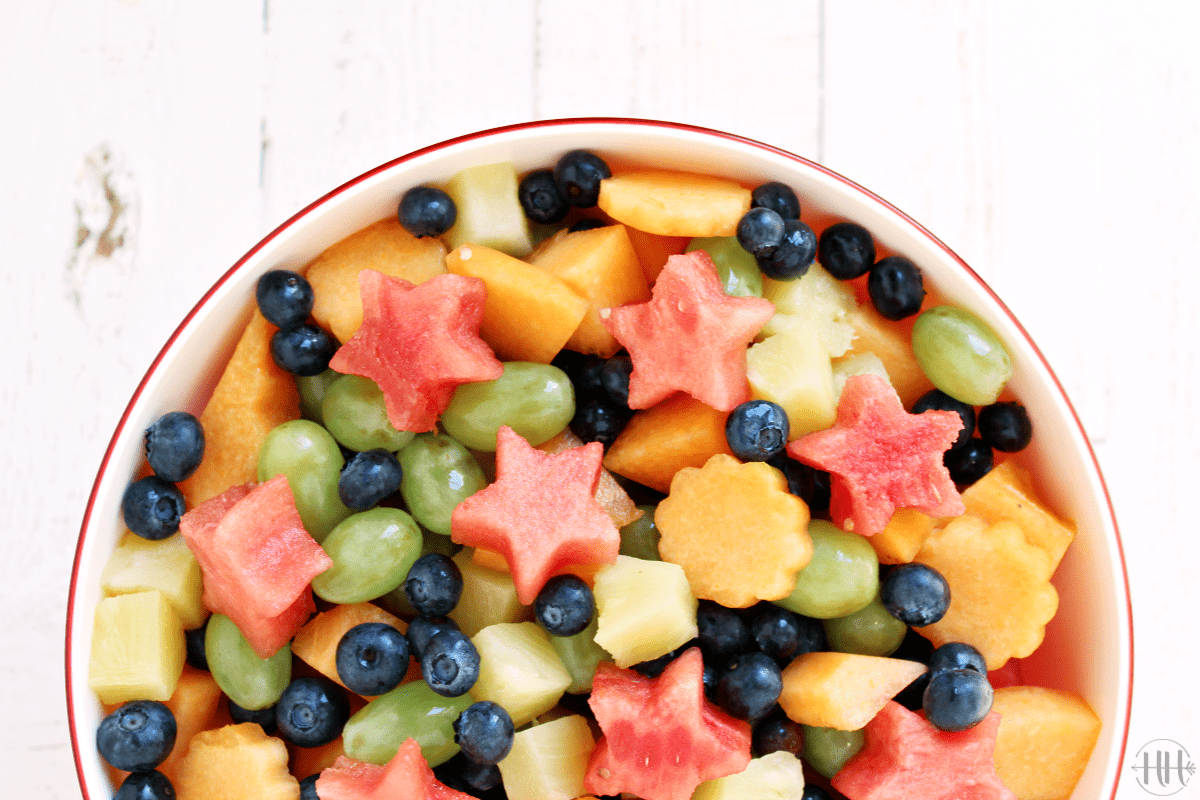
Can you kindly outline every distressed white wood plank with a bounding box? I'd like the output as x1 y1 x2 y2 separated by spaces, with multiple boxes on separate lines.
536 0 823 159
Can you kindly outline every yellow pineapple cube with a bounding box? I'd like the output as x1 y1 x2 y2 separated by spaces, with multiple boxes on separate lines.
991 686 1102 800
89 589 186 704
472 622 572 727
101 531 207 630
778 651 926 731
175 723 299 800
450 549 531 637
694 751 807 800
592 556 698 668
498 714 596 800
961 459 1076 573
759 264 857 357
746 325 838 438
597 169 751 237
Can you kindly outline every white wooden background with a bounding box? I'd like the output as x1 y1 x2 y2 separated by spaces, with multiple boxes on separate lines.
3 1 1196 797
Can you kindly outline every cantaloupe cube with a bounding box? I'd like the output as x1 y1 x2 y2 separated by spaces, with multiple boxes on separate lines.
624 226 690 284
89 590 186 704
158 666 225 782
176 723 299 800
498 714 596 800
869 508 936 565
657 455 811 608
472 622 572 727
179 310 301 506
538 428 642 528
915 516 1059 669
102 530 207 629
603 393 734 494
291 602 407 691
288 736 345 782
592 556 698 668
778 651 927 731
449 549 530 637
306 217 447 343
961 460 1076 573
846 302 934 407
597 170 751 238
446 243 589 364
747 326 838 438
527 225 650 357
991 686 1101 800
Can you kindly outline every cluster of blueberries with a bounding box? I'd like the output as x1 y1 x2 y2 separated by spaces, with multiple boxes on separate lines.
915 388 1033 486
121 412 205 541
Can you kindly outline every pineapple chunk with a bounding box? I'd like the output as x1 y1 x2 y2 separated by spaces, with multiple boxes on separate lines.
89 589 186 704
693 751 807 800
444 162 533 257
831 351 892 400
472 622 572 727
759 264 857 357
592 555 698 668
746 326 838 438
449 549 531 637
498 714 596 800
101 531 207 629
176 723 299 800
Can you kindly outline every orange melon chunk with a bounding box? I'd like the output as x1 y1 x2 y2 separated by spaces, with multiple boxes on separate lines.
538 428 643 528
603 394 734 494
624 226 689 284
291 603 408 692
597 169 751 237
176 723 299 800
656 454 811 608
307 217 448 343
778 651 927 731
846 302 934 407
158 666 224 782
991 686 1102 800
179 310 300 507
446 243 589 364
870 508 936 564
960 459 1076 573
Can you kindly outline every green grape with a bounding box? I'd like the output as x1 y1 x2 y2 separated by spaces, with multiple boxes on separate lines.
619 505 661 561
440 362 575 451
321 374 415 452
911 305 1012 406
258 419 352 543
801 724 865 779
775 520 878 619
399 433 487 536
312 508 423 604
342 680 473 766
204 614 291 711
549 616 613 694
686 236 764 297
823 591 908 656
296 369 341 422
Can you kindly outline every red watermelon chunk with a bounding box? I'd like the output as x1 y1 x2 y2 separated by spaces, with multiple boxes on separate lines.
179 475 332 658
787 373 965 535
585 648 751 800
601 250 774 411
316 739 472 800
450 425 619 604
328 269 503 433
832 701 1016 800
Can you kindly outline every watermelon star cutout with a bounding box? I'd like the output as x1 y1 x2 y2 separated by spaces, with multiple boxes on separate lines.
832 701 1016 800
450 425 620 604
585 648 751 800
316 738 472 800
787 373 965 535
328 269 503 433
601 250 774 411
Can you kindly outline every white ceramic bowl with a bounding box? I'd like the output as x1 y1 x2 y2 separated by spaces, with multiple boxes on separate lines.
67 119 1132 800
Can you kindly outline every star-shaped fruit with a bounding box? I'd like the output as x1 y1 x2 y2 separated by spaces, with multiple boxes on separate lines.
832 701 1016 800
787 373 965 535
450 426 620 604
328 269 503 433
316 738 472 800
601 250 774 411
585 648 751 800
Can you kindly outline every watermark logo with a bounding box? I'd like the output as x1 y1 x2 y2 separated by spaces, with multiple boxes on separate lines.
1132 740 1196 796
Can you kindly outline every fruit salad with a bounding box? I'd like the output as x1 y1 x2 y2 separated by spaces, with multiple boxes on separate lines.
84 144 1104 800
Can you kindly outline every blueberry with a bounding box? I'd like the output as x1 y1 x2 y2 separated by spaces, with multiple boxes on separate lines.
121 476 186 540
270 324 337 377
570 398 631 449
534 574 595 637
715 651 782 720
978 401 1032 452
115 770 175 800
750 605 823 662
802 785 833 800
752 711 804 757
696 600 751 664
421 629 481 697
453 701 515 765
702 662 720 701
725 400 789 462
912 389 975 451
553 150 611 208
818 221 875 281
756 219 818 281
600 354 634 409
923 667 993 732
298 774 320 800
228 700 277 734
632 643 691 678
569 218 608 232
275 676 350 747
943 438 994 485
880 563 951 626
338 449 403 511
96 700 177 772
398 186 457 237
767 454 831 512
144 411 205 483
436 754 504 795
751 181 802 221
404 553 465 617
868 256 925 321
184 621 208 672
928 641 987 676
256 269 315 330
336 622 410 696
517 169 568 224
552 350 607 401
736 207 785 258
406 615 459 661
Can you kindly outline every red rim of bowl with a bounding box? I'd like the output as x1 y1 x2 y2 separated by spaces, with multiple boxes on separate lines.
66 117 1133 800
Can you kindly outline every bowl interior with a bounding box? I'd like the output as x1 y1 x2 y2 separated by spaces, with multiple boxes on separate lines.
68 119 1130 800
